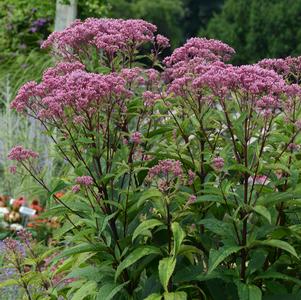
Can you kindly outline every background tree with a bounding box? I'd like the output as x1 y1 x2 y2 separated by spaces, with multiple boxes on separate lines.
106 0 224 47
203 0 301 64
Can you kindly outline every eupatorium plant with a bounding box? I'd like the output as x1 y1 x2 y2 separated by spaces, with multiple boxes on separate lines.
7 18 301 300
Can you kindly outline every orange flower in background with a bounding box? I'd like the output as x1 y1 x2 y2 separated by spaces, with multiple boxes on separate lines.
13 197 26 209
54 192 64 198
27 217 48 228
30 199 43 213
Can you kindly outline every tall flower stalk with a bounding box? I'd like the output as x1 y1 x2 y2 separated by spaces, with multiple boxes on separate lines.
7 17 301 300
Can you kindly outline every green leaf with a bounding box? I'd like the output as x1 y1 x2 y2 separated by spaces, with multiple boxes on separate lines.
132 219 164 242
144 294 162 300
195 194 224 203
171 222 185 256
198 218 233 238
50 179 70 195
96 281 129 300
158 257 176 291
163 291 187 300
228 164 253 175
253 205 272 224
254 271 301 285
54 243 103 261
252 240 298 258
208 246 242 273
71 281 97 300
236 282 262 300
264 163 291 175
115 246 161 281
137 189 163 208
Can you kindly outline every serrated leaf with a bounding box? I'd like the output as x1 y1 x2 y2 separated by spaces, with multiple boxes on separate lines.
253 205 272 224
195 195 223 203
115 246 161 280
71 281 97 300
252 240 298 258
208 246 242 273
254 271 301 285
158 257 176 291
236 282 262 300
171 222 185 256
54 243 104 261
132 219 164 242
96 281 129 300
198 218 233 238
137 189 163 208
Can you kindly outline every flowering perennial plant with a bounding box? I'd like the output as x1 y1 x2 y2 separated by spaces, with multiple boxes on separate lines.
7 18 301 300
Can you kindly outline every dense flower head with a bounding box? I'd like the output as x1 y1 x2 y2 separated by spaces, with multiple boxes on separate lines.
71 185 80 193
168 61 299 111
164 38 235 81
0 238 26 258
234 65 287 95
164 38 235 67
42 61 85 80
11 81 38 112
17 229 32 247
75 176 93 186
120 67 160 88
11 64 130 120
258 56 301 79
188 170 196 185
8 146 39 162
143 91 161 107
256 95 280 117
130 131 143 144
41 18 163 58
156 34 170 49
8 165 17 174
147 160 183 192
212 157 224 171
148 159 183 180
257 58 290 76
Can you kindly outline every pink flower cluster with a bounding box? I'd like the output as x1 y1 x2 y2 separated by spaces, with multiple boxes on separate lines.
120 67 160 87
148 159 183 179
212 157 224 171
75 176 93 186
256 95 280 117
258 56 301 78
71 185 80 193
188 170 196 185
11 62 130 120
191 63 287 97
156 34 170 49
167 58 301 114
130 132 143 144
143 91 161 107
249 175 270 185
164 38 235 81
42 18 166 58
8 146 39 162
